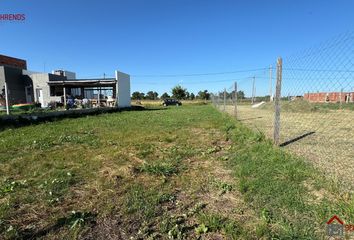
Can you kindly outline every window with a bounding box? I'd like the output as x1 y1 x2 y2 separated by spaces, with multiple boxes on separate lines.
50 86 64 96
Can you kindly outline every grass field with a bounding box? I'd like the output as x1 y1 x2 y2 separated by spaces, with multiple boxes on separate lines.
1 105 354 239
224 100 354 188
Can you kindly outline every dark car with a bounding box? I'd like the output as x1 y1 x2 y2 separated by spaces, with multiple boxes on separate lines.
162 98 182 106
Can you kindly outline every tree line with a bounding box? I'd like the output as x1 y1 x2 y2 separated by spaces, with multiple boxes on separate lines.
131 85 212 100
132 85 247 101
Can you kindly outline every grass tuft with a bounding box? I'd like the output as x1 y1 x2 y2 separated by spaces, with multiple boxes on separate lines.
137 161 178 176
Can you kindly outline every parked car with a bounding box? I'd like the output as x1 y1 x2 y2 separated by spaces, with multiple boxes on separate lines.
162 98 182 106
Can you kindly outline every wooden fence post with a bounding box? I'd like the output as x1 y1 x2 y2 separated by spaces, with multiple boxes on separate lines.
274 57 283 145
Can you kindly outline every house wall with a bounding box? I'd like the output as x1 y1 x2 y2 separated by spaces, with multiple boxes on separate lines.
0 66 29 105
0 54 27 70
304 92 354 103
116 71 131 107
30 73 50 107
30 73 67 107
0 66 5 96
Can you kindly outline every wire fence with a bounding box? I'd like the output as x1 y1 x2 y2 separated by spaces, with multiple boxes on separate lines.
212 31 354 185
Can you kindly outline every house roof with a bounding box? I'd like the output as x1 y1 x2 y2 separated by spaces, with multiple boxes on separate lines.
0 54 27 70
47 78 116 87
327 215 344 225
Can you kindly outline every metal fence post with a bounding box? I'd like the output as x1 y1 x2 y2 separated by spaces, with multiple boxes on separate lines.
234 81 238 118
98 87 101 107
273 57 283 145
223 88 226 111
63 86 67 108
4 81 10 115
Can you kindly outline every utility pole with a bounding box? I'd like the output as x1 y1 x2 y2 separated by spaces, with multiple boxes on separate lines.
252 76 255 104
269 65 273 102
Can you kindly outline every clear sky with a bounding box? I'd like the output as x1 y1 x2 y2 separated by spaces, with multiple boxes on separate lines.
1 0 354 96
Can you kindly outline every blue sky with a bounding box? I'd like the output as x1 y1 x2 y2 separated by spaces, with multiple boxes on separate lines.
1 0 354 96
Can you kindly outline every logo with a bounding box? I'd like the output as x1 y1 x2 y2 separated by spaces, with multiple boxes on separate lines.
0 14 26 21
327 215 344 237
326 215 354 239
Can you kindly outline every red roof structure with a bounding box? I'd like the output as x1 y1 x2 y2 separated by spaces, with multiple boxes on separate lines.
327 215 344 225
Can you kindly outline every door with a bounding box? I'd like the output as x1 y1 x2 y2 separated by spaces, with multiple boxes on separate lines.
25 86 33 103
36 88 44 107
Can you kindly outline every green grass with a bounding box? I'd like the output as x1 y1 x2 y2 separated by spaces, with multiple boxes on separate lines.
197 213 243 238
137 162 179 176
0 104 353 239
225 117 354 238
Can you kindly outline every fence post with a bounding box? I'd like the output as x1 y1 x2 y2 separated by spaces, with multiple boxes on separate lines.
223 88 226 111
234 81 238 118
269 65 273 102
4 81 10 115
63 86 67 108
218 94 221 109
252 76 255 104
273 57 283 145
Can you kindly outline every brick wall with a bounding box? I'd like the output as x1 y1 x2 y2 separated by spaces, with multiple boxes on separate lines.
304 92 354 103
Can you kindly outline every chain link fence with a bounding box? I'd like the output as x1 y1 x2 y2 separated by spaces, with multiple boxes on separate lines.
212 32 354 185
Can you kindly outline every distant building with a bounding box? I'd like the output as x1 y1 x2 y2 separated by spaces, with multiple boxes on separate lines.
304 92 354 103
52 70 76 80
0 54 131 108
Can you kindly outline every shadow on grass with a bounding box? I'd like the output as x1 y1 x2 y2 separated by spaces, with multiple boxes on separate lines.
279 131 315 147
0 106 167 131
239 117 263 121
18 212 97 239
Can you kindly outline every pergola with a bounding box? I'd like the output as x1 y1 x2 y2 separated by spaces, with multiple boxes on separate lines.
48 78 118 107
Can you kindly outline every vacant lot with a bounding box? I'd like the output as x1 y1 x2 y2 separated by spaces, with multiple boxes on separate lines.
1 105 353 239
224 101 354 188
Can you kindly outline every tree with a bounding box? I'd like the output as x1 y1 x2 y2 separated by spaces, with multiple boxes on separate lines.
132 91 144 100
227 90 245 100
185 91 190 100
161 92 170 99
197 90 210 100
190 93 195 100
146 91 159 100
237 91 245 99
171 85 187 100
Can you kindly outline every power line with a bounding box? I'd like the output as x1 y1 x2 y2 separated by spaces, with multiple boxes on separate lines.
282 68 354 73
130 67 269 78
